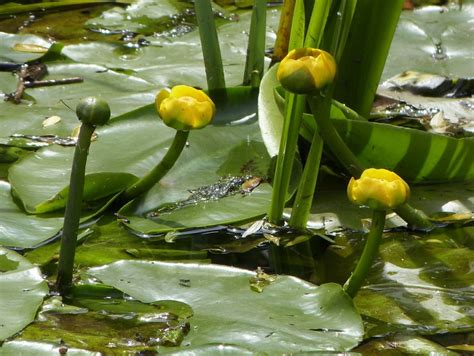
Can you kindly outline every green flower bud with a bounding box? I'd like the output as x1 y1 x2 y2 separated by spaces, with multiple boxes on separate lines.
76 97 111 126
277 48 336 94
155 85 215 131
347 168 410 210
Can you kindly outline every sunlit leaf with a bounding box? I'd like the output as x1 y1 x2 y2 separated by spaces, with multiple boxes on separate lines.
0 248 48 341
0 181 64 248
61 10 281 88
13 284 193 354
89 261 364 352
0 33 51 63
382 4 474 80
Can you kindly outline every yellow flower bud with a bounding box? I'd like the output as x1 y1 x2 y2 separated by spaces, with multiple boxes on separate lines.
277 48 336 94
156 85 215 131
347 168 410 210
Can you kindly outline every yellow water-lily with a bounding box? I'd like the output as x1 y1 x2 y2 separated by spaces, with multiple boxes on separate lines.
277 48 336 94
156 85 215 131
347 168 410 210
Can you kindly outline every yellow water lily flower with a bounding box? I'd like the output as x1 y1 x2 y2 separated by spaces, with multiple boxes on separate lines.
347 168 410 210
156 85 215 131
277 48 336 94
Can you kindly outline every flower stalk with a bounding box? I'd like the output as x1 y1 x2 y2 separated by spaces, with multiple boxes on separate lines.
268 93 305 225
120 85 215 204
57 97 110 295
288 93 327 229
344 168 410 297
119 130 189 202
344 209 386 297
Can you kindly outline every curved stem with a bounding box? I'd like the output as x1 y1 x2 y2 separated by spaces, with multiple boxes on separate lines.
56 123 95 295
307 94 364 177
344 209 385 298
394 203 433 231
120 130 189 203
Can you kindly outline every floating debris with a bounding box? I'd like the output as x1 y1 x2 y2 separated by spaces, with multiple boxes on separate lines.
146 175 263 218
42 115 62 128
249 267 276 293
10 133 78 147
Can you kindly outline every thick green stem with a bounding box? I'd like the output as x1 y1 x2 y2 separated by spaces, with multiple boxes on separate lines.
394 203 434 230
288 131 323 229
194 0 226 93
56 123 95 295
120 130 189 203
289 94 330 229
243 0 266 86
334 0 403 117
344 209 386 297
303 0 331 48
307 95 363 177
268 93 305 225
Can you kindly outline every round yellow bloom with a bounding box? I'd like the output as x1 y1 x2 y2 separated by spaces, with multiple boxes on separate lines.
347 168 410 210
156 85 215 131
277 48 336 94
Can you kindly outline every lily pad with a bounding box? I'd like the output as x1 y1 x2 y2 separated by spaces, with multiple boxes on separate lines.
382 4 474 80
0 181 64 249
8 105 169 213
0 32 52 63
89 260 364 352
12 284 194 354
62 9 281 88
84 0 192 35
0 62 156 142
0 247 48 341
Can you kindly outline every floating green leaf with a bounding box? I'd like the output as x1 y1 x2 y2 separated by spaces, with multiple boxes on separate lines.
0 248 48 341
61 10 281 87
0 181 64 248
0 33 51 63
89 261 364 352
10 283 193 354
382 4 474 80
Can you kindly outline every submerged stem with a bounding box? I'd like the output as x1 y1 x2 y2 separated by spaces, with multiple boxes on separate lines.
56 123 95 295
120 130 189 203
344 209 386 297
